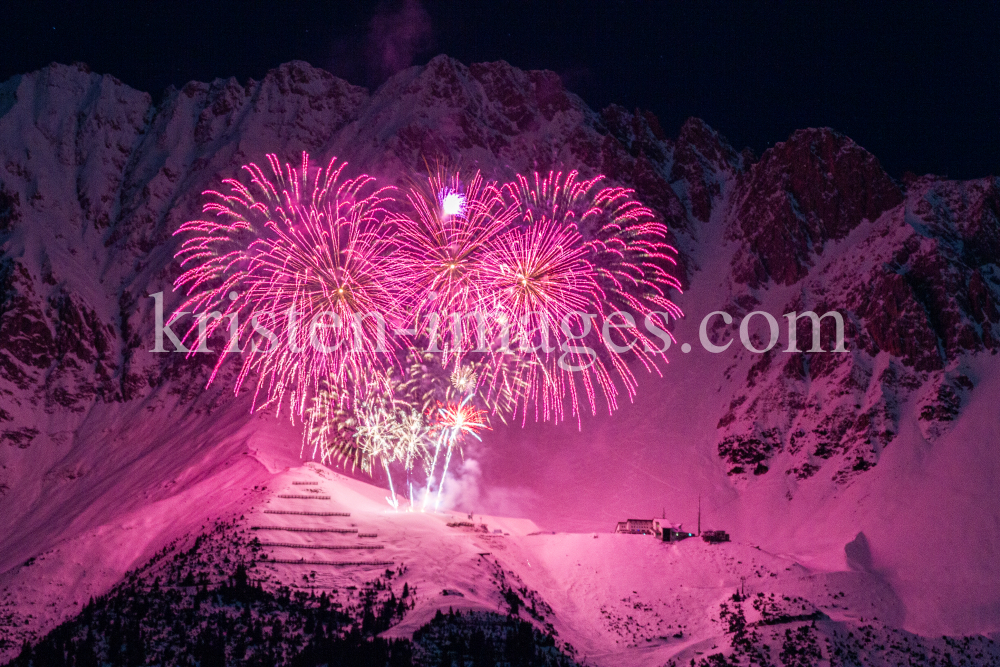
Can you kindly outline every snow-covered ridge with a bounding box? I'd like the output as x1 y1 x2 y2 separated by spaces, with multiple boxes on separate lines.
7 467 1000 666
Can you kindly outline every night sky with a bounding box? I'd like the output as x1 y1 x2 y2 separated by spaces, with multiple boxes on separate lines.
4 1 998 179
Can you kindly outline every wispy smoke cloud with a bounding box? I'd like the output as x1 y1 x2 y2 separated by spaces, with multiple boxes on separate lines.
436 456 482 511
367 0 433 82
330 0 434 88
435 446 541 520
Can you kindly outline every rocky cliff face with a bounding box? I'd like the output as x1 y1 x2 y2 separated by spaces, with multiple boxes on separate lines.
1 55 999 644
715 147 1000 486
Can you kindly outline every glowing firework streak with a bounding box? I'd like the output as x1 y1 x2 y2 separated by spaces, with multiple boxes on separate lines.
435 440 455 511
394 170 517 361
495 170 684 424
431 396 490 510
390 356 502 511
383 458 398 510
353 399 434 510
503 170 682 318
173 153 409 421
421 430 444 512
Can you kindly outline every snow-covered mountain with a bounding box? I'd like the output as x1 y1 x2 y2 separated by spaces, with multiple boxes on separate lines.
9 466 1000 666
1 56 999 662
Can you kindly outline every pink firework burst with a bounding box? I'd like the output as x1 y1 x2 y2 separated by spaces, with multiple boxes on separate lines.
492 170 685 424
485 217 595 329
477 216 610 423
503 170 683 319
435 400 491 442
393 169 517 360
173 153 408 418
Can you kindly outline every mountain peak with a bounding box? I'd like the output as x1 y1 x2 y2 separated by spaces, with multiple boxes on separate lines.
728 126 903 286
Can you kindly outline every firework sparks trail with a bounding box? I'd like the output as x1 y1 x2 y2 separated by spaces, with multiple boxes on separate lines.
353 401 400 507
383 458 398 510
397 358 497 511
421 429 446 513
493 170 685 425
435 442 455 511
392 351 523 420
173 153 410 423
431 395 490 510
394 169 517 362
303 385 359 466
353 399 436 509
478 213 607 424
503 170 683 320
